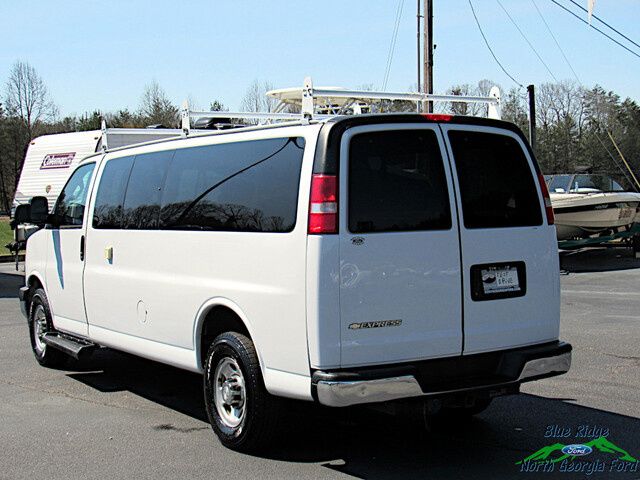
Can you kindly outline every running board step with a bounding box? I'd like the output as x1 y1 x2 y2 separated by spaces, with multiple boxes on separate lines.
42 333 95 360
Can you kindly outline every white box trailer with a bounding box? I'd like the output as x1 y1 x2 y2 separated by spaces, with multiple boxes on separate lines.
12 128 185 214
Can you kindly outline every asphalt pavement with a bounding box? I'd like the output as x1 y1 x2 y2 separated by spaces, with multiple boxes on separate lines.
0 249 638 479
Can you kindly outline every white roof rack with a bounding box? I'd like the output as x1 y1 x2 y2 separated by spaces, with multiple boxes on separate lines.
179 77 502 137
99 119 190 152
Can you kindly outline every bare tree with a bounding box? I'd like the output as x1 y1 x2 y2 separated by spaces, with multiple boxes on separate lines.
445 79 498 117
139 81 178 127
3 61 57 193
240 80 277 113
5 61 58 141
0 102 11 212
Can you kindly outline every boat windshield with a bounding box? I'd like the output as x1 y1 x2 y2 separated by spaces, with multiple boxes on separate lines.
548 175 572 193
569 174 625 193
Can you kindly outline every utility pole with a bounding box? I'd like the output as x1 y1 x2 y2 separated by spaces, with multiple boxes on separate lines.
423 0 434 112
527 84 537 155
417 0 422 112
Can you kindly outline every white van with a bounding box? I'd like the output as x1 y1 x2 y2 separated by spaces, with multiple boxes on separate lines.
19 113 571 452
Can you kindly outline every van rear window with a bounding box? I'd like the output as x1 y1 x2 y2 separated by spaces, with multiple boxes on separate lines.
349 130 452 233
447 131 542 229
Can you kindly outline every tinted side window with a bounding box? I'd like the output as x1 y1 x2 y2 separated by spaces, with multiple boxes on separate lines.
54 163 96 227
160 137 305 232
349 130 451 233
122 151 174 229
448 130 542 229
92 156 134 229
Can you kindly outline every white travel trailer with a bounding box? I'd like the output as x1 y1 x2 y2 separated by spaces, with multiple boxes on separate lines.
17 79 571 453
12 127 185 214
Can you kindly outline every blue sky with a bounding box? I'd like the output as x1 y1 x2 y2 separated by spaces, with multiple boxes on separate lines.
1 0 639 116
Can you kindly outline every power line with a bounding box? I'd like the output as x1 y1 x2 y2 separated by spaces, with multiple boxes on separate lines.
467 0 524 88
594 129 639 192
566 0 640 51
531 4 636 189
382 0 405 90
496 0 557 82
531 0 581 82
550 0 640 60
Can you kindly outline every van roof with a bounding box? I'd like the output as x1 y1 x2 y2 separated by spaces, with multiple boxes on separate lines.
313 113 536 175
78 113 532 168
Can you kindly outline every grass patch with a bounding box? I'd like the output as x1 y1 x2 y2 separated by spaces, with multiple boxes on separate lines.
0 217 15 256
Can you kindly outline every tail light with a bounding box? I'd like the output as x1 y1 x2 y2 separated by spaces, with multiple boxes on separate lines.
308 174 337 234
537 173 555 225
421 113 452 122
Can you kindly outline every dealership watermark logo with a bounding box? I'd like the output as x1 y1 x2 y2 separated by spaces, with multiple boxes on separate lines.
40 152 75 169
516 425 637 475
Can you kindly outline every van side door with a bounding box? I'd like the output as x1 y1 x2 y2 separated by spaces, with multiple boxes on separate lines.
44 162 97 337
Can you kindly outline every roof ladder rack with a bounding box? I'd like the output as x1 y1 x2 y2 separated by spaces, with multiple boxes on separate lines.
180 77 502 137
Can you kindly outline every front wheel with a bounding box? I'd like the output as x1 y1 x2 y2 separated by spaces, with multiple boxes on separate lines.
28 288 67 368
203 332 282 453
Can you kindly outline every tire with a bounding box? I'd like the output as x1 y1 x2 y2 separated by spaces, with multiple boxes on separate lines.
203 332 281 453
28 288 67 368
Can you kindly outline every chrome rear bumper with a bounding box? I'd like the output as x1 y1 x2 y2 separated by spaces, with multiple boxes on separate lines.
314 342 571 407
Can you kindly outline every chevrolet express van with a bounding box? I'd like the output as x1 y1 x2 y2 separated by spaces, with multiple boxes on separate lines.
18 114 571 452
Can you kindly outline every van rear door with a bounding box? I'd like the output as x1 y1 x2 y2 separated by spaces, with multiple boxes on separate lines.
441 125 560 355
338 125 463 367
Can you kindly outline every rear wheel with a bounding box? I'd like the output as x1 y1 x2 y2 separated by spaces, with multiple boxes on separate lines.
28 288 67 368
203 332 282 452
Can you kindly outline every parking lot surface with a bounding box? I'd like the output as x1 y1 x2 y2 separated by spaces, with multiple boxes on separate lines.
0 249 638 479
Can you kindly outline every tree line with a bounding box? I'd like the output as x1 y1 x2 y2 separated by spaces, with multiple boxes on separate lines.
1 61 639 213
447 80 640 189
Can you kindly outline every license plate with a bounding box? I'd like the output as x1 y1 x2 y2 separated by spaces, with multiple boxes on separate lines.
481 267 520 294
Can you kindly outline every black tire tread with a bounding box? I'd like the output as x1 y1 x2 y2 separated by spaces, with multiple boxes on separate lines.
204 331 281 453
28 288 67 368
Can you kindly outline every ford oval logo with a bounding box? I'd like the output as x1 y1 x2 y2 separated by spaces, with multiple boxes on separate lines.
561 444 593 457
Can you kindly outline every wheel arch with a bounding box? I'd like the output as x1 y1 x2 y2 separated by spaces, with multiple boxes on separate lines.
25 271 46 314
26 271 45 291
193 298 263 373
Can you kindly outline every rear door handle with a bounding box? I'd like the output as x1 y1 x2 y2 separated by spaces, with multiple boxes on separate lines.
80 235 85 261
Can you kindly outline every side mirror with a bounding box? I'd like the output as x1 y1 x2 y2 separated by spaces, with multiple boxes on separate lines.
30 196 49 225
11 204 31 229
47 213 62 228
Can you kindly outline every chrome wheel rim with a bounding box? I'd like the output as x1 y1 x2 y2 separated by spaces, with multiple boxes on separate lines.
213 357 246 428
32 304 47 355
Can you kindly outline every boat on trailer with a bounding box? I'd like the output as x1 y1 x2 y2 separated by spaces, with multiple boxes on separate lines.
545 173 640 240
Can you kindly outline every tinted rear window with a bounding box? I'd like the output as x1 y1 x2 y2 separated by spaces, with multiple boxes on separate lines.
349 130 452 233
448 131 542 229
160 137 305 232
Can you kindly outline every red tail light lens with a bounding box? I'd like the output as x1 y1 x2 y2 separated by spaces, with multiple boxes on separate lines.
308 174 337 234
537 173 555 225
